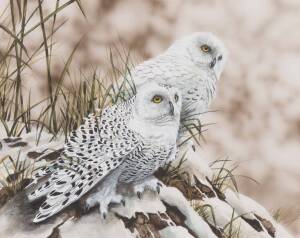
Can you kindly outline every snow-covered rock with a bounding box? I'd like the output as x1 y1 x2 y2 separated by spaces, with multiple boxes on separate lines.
0 131 294 238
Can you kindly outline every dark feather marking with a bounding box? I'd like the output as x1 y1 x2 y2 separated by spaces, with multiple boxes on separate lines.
62 198 69 206
75 188 83 196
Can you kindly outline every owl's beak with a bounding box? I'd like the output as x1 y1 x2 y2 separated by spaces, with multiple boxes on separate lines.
210 54 223 68
169 101 174 116
209 57 217 68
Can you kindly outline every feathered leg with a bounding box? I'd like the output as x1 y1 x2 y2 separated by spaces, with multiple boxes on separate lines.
133 175 163 199
83 168 125 219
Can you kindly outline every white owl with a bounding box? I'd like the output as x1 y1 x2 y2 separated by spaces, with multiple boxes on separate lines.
27 83 182 222
132 32 227 122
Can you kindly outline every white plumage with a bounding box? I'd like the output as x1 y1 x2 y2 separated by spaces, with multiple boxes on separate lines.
27 32 228 222
132 32 227 121
27 83 181 222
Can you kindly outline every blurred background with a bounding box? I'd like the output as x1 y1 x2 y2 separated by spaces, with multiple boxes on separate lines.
1 0 299 235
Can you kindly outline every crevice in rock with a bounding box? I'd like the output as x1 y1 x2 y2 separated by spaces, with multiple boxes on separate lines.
194 176 215 198
8 141 28 147
156 173 204 201
27 151 45 159
207 223 225 238
47 218 69 238
206 177 226 201
255 214 276 237
116 212 167 238
38 149 63 162
241 216 263 232
116 202 199 238
163 202 197 238
3 137 22 143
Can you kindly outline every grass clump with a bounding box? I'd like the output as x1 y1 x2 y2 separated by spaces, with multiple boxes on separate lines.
0 153 33 207
0 0 91 138
0 0 136 140
0 0 137 208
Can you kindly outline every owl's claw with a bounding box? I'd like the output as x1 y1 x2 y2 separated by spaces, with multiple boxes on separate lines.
85 186 125 219
81 204 89 214
156 181 163 194
156 185 160 194
133 176 164 198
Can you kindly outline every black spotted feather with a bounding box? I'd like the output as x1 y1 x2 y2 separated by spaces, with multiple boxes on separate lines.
28 98 142 223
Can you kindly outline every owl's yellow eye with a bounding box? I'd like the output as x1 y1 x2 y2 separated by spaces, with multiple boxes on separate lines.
174 94 179 102
200 44 211 53
152 95 163 103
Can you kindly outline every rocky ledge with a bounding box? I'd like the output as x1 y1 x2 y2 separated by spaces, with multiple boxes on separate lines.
0 131 294 238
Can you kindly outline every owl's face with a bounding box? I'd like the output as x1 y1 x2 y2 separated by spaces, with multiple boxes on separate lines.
135 83 182 125
168 32 228 78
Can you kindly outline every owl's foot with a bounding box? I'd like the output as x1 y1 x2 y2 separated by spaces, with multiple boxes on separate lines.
133 176 163 199
84 186 125 219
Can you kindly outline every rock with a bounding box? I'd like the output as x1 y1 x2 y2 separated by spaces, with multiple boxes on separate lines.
0 131 294 238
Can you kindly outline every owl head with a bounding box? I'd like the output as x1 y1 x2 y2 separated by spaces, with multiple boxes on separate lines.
167 32 228 78
134 83 182 126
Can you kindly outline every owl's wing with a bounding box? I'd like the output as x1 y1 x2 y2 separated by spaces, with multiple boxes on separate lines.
29 99 141 223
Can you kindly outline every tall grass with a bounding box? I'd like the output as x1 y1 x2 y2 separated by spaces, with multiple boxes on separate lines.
0 0 80 137
0 0 137 140
0 0 138 200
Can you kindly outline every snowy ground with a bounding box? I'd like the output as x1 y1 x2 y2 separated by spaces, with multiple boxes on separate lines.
0 129 295 238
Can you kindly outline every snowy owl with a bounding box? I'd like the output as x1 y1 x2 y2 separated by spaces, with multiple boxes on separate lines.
132 32 227 120
27 82 182 222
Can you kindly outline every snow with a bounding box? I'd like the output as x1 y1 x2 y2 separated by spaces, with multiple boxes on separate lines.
1 126 296 237
59 213 134 238
196 188 295 238
159 226 194 238
0 126 64 190
0 129 63 161
160 186 218 238
228 192 294 238
175 144 214 184
0 154 295 238
0 198 65 238
1 130 295 237
224 189 259 220
201 197 270 238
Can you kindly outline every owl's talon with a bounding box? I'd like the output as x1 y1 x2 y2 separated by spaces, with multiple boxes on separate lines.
82 203 92 213
133 176 164 198
85 182 125 220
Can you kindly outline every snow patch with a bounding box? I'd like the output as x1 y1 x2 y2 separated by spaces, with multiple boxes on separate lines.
202 197 270 238
59 213 134 238
160 186 217 238
160 226 195 238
